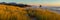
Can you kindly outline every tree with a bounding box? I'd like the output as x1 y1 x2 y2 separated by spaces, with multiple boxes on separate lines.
40 5 42 7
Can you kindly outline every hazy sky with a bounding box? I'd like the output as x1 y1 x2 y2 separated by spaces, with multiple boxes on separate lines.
0 0 60 6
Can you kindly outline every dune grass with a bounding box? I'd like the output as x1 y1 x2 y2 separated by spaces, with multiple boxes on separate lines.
26 8 60 20
0 4 60 20
0 4 31 20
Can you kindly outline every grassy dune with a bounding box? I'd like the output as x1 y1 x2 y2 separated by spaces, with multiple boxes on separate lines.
0 4 60 20
0 4 31 20
26 8 60 20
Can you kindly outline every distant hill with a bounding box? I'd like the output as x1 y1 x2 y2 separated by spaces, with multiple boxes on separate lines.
0 2 31 8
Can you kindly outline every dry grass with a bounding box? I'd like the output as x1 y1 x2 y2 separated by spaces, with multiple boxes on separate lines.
27 8 60 20
0 4 30 20
0 4 60 20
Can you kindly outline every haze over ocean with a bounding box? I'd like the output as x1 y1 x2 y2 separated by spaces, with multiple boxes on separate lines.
0 0 60 6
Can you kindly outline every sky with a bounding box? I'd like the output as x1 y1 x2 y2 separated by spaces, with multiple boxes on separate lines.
0 0 60 6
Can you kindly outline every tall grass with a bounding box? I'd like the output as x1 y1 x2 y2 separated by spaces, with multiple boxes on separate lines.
0 4 60 20
0 4 31 20
26 8 60 20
